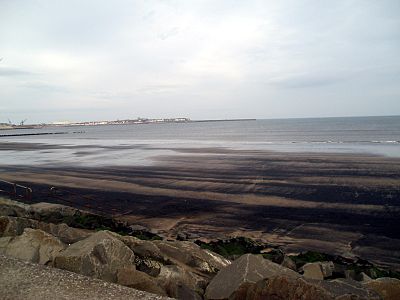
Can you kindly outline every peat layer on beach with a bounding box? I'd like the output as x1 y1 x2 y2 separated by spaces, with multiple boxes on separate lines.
1 143 400 270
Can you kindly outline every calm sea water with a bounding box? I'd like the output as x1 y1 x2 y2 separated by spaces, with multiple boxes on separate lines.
1 116 399 166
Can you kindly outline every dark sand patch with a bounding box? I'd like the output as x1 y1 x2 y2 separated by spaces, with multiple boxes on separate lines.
0 148 399 269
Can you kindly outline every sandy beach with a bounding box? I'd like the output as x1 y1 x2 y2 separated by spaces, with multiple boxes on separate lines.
1 142 399 270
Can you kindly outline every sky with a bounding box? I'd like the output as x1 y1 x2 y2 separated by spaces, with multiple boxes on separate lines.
0 0 399 123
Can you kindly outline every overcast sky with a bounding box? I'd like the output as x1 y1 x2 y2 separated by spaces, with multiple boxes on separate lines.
1 0 399 123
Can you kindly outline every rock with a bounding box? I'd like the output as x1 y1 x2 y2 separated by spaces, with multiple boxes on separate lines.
1 228 65 265
331 278 381 297
98 233 229 285
54 230 135 282
0 198 116 232
38 222 91 244
281 255 297 271
244 276 381 300
363 277 400 300
320 261 335 277
261 248 285 264
171 284 202 300
121 236 164 260
202 249 231 272
135 256 164 277
205 254 298 300
116 267 167 296
0 236 13 252
302 261 334 280
345 269 357 280
0 216 91 244
0 216 38 237
30 202 80 219
156 265 205 300
333 263 347 276
154 240 230 274
302 263 324 280
356 272 372 282
0 198 32 218
119 236 165 276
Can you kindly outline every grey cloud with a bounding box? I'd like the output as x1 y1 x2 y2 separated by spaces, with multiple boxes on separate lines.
20 82 69 93
158 27 180 40
0 0 399 123
269 74 345 89
135 84 187 94
0 67 34 77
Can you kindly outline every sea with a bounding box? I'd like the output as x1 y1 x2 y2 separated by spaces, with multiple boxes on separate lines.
1 116 399 167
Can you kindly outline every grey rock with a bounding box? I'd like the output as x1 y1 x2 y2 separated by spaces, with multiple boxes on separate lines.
0 197 32 218
0 215 38 237
30 202 81 218
121 236 164 260
302 261 334 280
120 236 165 276
243 275 381 300
363 277 400 300
333 262 347 276
1 228 65 264
0 236 13 252
356 272 372 282
38 221 91 244
281 255 297 271
154 240 230 274
156 265 205 300
320 261 335 277
117 266 167 296
345 269 357 280
135 256 164 277
54 230 135 282
0 215 91 244
205 253 298 300
331 278 381 298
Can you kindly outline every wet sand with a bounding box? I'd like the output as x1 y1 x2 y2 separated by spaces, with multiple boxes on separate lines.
1 144 400 270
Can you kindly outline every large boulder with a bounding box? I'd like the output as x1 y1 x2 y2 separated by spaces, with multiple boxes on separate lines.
363 277 400 300
154 240 230 274
205 254 298 300
54 230 135 282
243 276 381 300
0 228 65 265
156 265 205 300
301 261 334 280
116 267 167 296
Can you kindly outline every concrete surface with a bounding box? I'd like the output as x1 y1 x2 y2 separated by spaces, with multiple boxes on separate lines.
0 254 172 300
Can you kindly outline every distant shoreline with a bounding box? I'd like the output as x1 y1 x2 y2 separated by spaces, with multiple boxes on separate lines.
0 118 257 131
191 118 256 123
